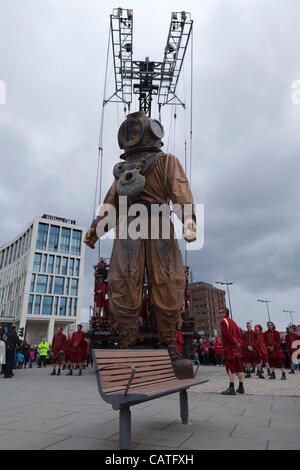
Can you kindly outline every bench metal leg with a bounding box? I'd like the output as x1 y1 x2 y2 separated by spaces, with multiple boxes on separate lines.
180 390 189 424
119 406 131 450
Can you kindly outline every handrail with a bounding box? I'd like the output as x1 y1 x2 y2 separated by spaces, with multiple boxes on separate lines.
96 364 136 396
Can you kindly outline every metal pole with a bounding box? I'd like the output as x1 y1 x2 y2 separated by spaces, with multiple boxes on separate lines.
257 299 271 322
283 310 295 325
265 301 271 322
226 283 233 320
215 281 234 320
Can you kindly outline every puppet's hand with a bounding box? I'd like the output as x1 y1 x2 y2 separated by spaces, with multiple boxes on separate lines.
184 219 197 243
84 228 98 249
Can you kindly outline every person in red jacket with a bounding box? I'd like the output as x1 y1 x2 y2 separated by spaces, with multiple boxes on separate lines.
67 324 86 376
219 307 244 395
285 326 300 374
254 324 270 376
214 337 223 366
176 331 184 355
50 328 66 376
263 322 286 380
62 334 72 370
242 322 263 378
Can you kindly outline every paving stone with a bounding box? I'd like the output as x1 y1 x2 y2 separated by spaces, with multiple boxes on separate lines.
205 414 270 427
179 434 267 450
109 429 193 447
0 430 71 450
268 440 300 450
232 424 300 443
132 443 176 450
44 436 120 450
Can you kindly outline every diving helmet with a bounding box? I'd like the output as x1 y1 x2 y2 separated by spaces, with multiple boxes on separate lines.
118 110 164 158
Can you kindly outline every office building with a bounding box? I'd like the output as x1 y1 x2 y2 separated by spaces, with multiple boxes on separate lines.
0 215 86 344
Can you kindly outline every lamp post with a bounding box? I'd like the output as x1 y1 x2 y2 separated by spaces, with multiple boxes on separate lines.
216 280 234 319
257 298 271 322
283 309 295 326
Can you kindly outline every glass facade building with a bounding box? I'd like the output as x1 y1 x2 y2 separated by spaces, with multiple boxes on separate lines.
0 215 86 343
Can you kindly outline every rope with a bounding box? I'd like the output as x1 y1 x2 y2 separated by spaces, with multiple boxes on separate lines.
172 106 177 155
189 25 194 189
92 23 111 258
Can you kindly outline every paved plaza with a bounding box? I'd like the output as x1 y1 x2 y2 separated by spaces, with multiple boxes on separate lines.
0 365 300 450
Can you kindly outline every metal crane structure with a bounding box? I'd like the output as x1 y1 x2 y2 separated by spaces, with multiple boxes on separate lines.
107 7 193 117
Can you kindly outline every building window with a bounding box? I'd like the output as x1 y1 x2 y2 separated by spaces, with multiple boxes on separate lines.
71 230 81 256
47 255 54 273
71 279 78 296
33 253 42 272
36 223 48 250
55 256 61 274
34 295 41 314
36 275 48 294
48 276 53 294
48 225 60 252
68 298 72 316
42 296 53 315
72 298 77 316
75 259 80 277
54 276 64 295
61 257 68 275
64 277 69 295
60 228 71 254
28 294 34 314
8 246 12 265
68 258 74 276
30 274 35 292
54 296 59 315
42 254 47 272
59 297 67 316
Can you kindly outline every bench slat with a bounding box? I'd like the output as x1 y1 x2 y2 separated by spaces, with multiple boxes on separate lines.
101 371 175 389
97 358 172 367
100 369 175 384
95 350 169 357
104 377 207 395
103 376 177 394
100 366 174 382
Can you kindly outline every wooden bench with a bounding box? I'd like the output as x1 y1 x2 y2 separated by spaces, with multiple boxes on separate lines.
93 348 209 449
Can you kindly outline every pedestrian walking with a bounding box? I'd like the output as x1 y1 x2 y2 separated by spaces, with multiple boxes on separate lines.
4 326 20 378
50 328 66 376
219 308 245 395
29 347 35 368
263 322 286 380
62 334 72 370
37 338 49 367
214 337 223 366
285 326 300 374
17 352 25 369
67 324 86 376
254 325 269 376
242 322 263 378
0 323 6 374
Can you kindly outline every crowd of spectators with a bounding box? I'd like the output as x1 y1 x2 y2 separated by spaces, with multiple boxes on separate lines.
0 323 93 378
192 337 224 366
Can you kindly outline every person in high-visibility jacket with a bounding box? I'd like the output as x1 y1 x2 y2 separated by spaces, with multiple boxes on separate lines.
38 338 49 368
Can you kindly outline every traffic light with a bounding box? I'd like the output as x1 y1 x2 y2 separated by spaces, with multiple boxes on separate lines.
19 327 24 337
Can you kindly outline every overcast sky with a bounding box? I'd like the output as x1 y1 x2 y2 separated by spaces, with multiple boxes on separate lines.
1 0 300 331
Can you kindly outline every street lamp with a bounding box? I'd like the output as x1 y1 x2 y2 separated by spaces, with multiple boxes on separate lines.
257 298 271 322
283 309 295 325
216 280 234 319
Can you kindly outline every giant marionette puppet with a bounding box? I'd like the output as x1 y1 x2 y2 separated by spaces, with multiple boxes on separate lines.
84 111 196 377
